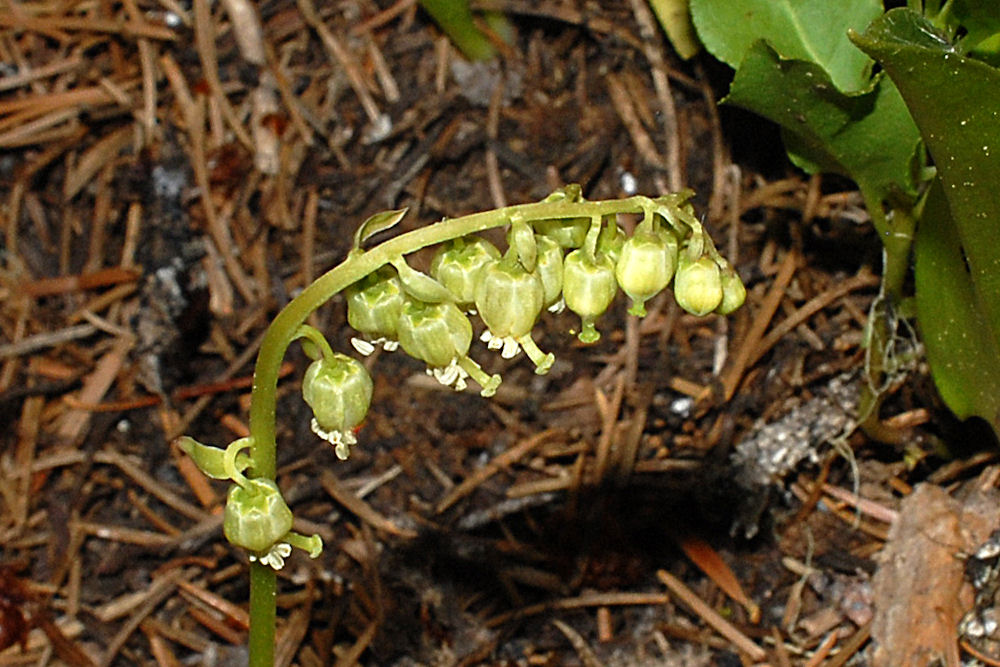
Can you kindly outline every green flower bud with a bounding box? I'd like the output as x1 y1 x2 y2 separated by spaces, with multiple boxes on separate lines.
615 228 678 316
563 249 617 343
397 299 473 368
429 236 501 307
534 235 565 309
475 258 544 342
674 254 723 316
224 478 293 552
345 267 405 342
302 354 373 459
715 267 746 315
534 217 590 249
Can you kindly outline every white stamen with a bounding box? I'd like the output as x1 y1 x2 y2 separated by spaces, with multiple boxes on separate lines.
351 337 376 356
257 542 292 570
500 337 521 359
429 358 470 391
310 418 357 460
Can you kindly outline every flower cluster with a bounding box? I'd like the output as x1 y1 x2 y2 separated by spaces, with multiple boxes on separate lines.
179 188 745 567
303 194 744 459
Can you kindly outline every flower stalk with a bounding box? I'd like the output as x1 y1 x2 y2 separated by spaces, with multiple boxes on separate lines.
179 188 741 667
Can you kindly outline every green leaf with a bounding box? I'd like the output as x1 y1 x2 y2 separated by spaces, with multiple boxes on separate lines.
952 0 1000 58
353 208 408 250
914 179 1000 434
418 0 496 61
690 0 882 91
724 40 922 206
852 8 1000 347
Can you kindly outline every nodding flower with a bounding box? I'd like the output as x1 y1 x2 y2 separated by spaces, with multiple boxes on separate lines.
396 299 501 396
430 235 501 308
301 354 373 460
475 254 554 374
345 266 405 354
563 247 618 344
674 253 724 316
615 225 678 317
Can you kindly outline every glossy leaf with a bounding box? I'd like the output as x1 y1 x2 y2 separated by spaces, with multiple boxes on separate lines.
914 179 1000 433
852 9 1000 345
724 40 922 208
690 0 882 91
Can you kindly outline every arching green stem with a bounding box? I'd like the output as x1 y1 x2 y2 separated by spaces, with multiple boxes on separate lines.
244 194 672 666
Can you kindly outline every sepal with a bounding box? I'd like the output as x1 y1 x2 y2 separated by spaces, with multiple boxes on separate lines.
346 266 406 341
715 266 747 315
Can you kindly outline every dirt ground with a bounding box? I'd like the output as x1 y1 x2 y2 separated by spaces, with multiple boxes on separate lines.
2 1 1000 665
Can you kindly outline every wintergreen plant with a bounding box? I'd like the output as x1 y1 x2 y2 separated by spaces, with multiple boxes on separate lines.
179 186 743 666
657 0 1000 440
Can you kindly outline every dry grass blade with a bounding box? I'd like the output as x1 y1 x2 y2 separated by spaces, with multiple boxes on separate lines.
99 569 192 667
716 248 798 402
0 13 176 41
63 126 133 200
605 72 666 170
487 592 671 628
656 569 766 662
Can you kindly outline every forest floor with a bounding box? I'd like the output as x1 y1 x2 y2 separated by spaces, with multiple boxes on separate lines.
2 1 1000 666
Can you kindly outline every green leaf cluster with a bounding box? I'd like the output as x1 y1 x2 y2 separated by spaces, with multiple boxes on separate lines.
854 9 1000 431
687 0 1000 437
